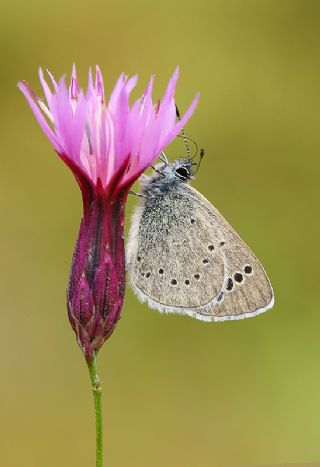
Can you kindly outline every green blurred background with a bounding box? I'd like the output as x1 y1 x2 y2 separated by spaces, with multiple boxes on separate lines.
1 0 319 466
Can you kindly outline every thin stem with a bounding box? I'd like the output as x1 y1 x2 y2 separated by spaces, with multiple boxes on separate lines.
87 354 103 467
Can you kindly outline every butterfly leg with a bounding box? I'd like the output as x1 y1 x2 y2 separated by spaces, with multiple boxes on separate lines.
159 151 168 165
129 190 148 199
151 165 165 177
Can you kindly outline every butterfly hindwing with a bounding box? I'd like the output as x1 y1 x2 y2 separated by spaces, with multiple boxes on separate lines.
181 186 274 321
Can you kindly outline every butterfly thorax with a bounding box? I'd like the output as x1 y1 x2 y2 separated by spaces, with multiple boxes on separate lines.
140 158 193 197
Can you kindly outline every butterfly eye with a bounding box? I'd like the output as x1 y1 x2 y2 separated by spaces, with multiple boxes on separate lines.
175 166 189 179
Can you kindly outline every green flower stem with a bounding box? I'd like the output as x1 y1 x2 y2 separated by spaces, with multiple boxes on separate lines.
87 354 103 467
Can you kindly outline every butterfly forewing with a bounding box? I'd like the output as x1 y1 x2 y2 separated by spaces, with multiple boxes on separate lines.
127 184 274 321
127 189 226 311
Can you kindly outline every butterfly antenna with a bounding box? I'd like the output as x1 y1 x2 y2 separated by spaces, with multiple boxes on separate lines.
177 134 199 159
176 105 191 158
192 148 205 174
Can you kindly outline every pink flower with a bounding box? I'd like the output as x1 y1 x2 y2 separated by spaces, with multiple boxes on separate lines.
19 65 199 359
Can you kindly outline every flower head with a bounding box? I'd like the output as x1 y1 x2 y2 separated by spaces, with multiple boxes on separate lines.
19 65 199 359
19 65 199 193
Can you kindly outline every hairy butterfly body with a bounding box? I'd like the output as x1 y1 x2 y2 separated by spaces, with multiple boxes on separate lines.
126 157 274 321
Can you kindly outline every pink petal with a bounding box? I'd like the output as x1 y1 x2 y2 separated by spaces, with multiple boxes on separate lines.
161 66 179 105
95 65 105 103
50 77 86 164
18 80 61 152
69 63 80 100
46 69 58 92
39 68 53 108
158 93 200 152
86 68 95 100
126 74 138 95
108 73 126 112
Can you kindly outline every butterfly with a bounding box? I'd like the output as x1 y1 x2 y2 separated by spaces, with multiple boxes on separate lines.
126 149 274 322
